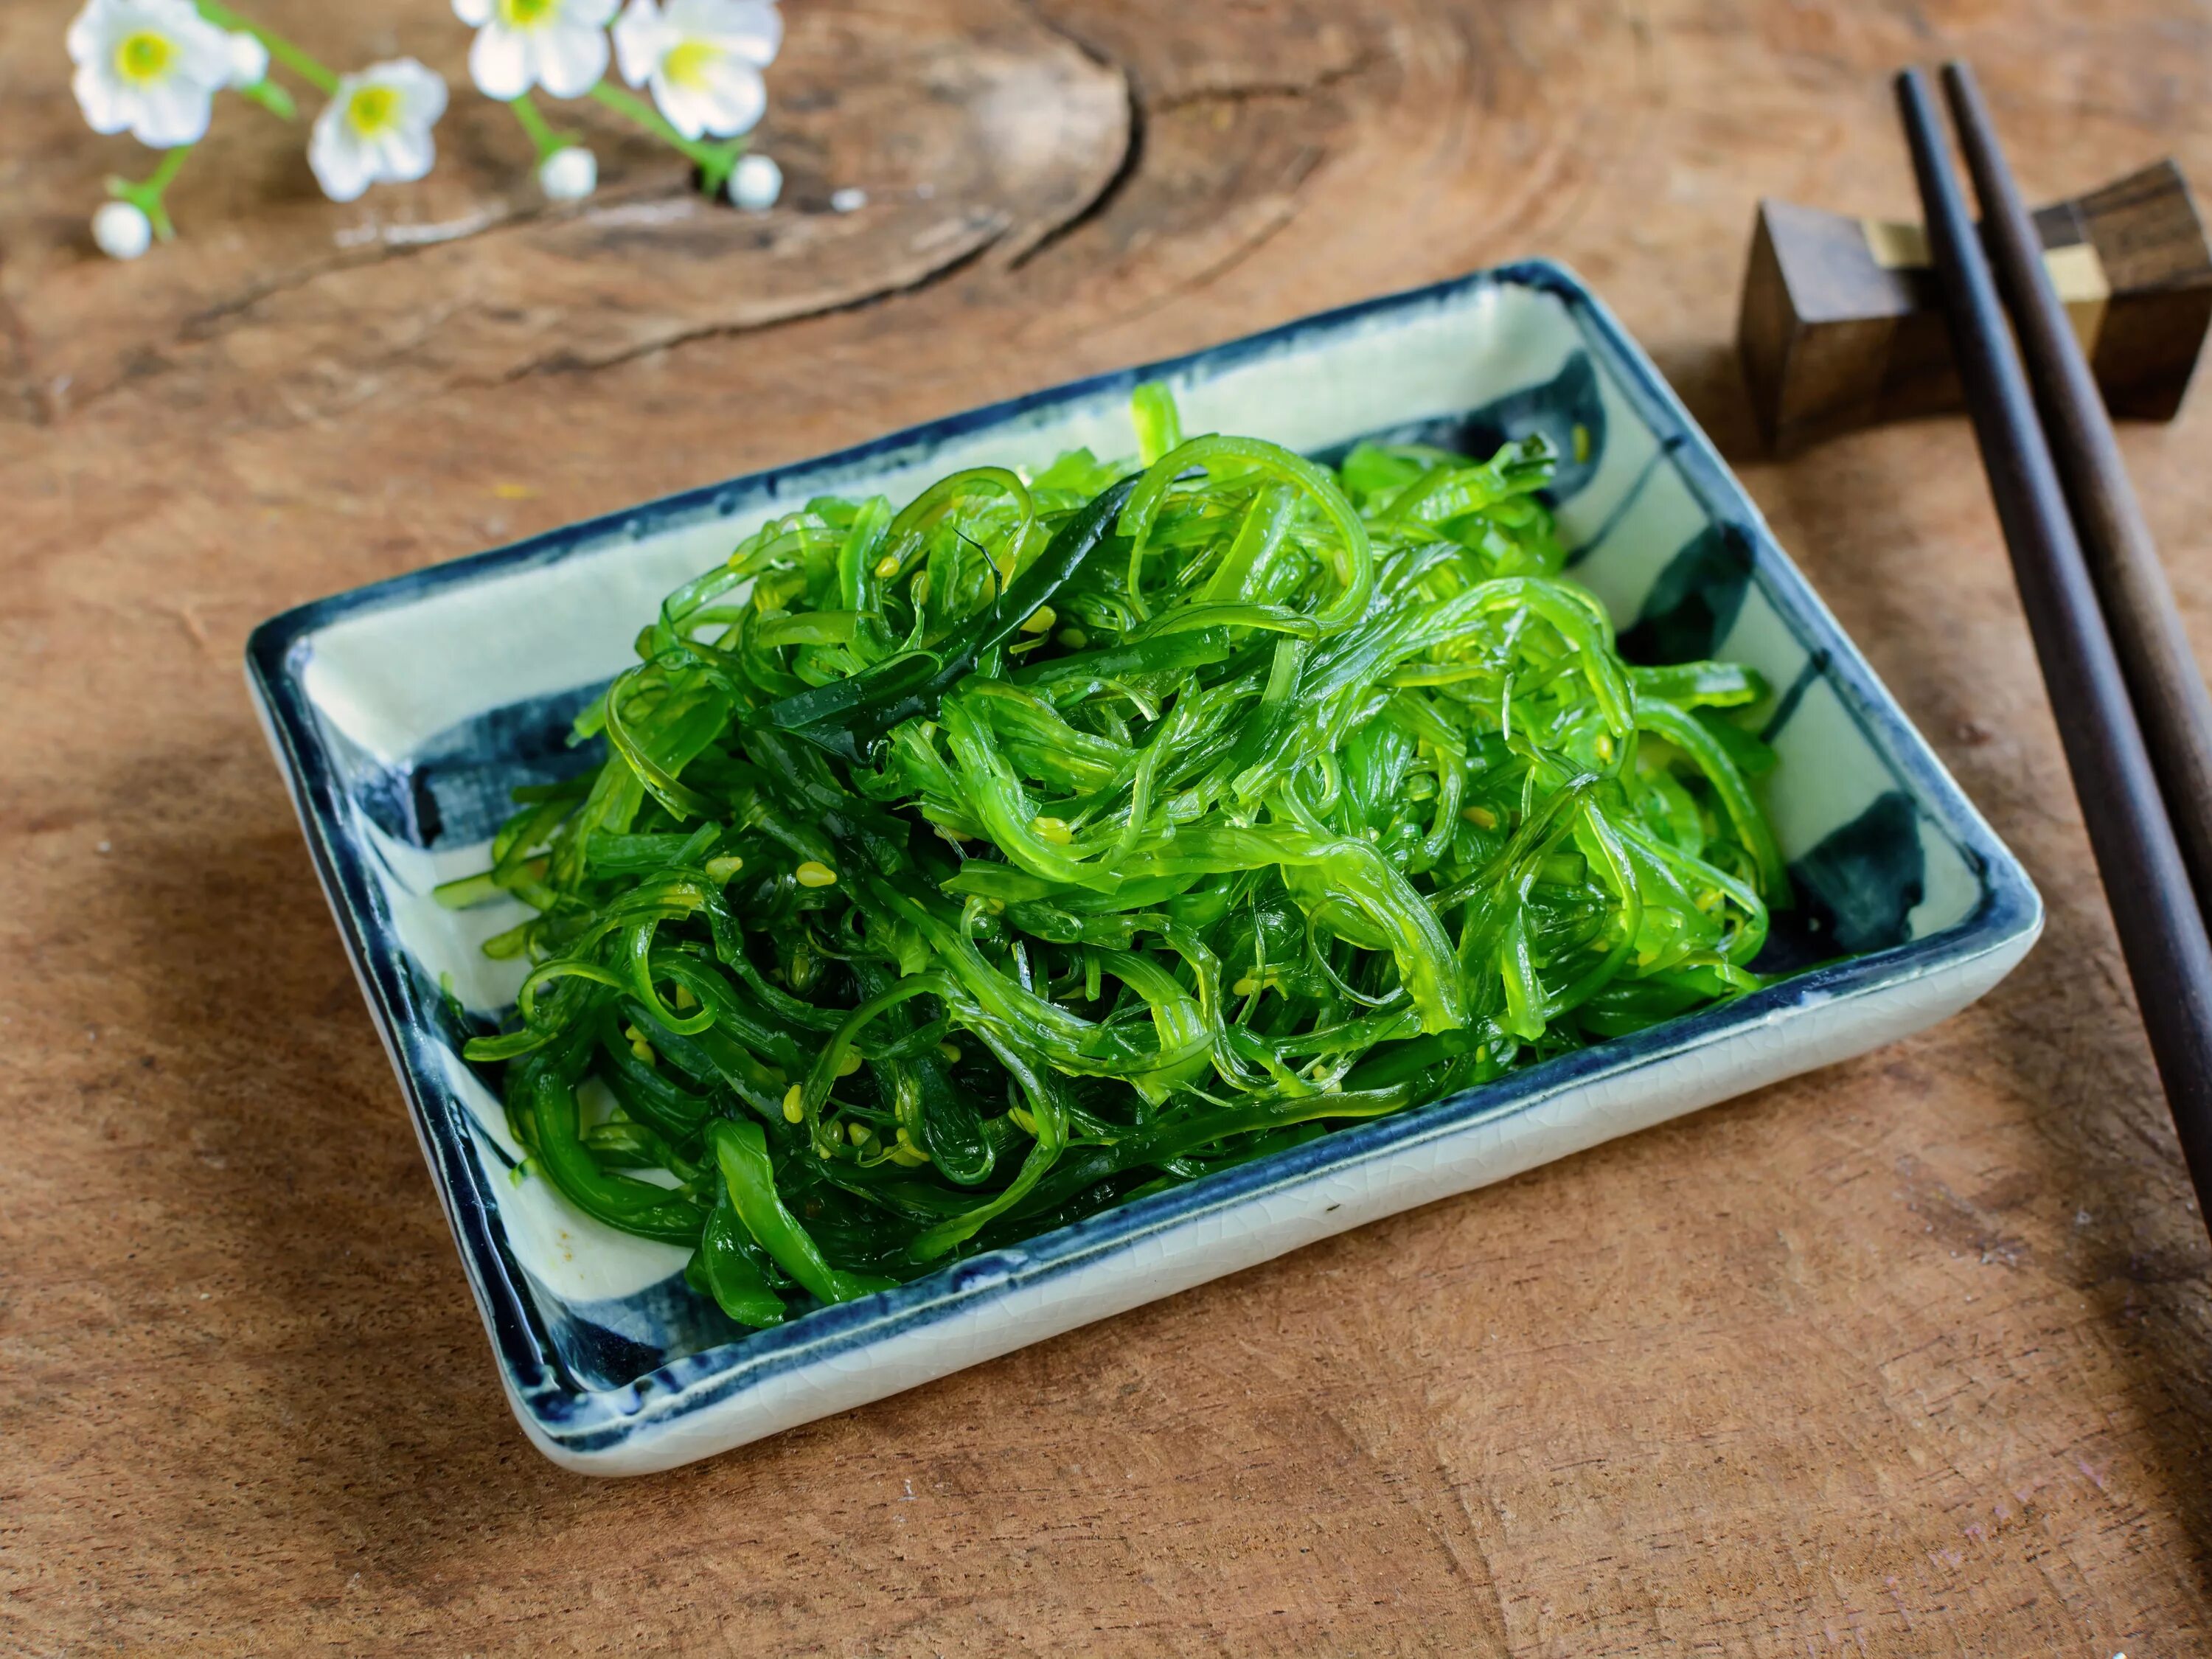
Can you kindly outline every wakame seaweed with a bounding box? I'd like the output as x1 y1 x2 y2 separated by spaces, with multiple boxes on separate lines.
445 384 1790 1326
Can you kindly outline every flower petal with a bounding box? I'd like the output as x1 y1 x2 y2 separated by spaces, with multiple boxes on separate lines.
373 122 438 187
380 57 452 122
716 0 782 67
65 0 114 68
693 56 765 136
649 72 709 141
143 0 213 27
164 3 242 83
468 24 532 98
310 111 374 202
453 0 494 21
612 0 667 86
534 24 610 99
72 63 133 134
569 0 623 24
129 75 215 146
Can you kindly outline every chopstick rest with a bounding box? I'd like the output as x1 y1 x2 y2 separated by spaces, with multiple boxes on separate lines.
1737 161 2212 454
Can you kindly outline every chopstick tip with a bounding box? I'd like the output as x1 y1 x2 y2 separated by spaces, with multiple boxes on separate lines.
1892 63 1937 122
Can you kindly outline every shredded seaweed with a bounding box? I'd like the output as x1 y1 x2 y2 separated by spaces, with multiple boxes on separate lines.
447 386 1789 1324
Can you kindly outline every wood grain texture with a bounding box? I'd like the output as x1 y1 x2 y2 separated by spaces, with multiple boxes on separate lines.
2 1 2209 1654
2079 159 2212 419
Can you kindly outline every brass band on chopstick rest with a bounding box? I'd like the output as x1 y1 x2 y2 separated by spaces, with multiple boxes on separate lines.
1860 215 2112 358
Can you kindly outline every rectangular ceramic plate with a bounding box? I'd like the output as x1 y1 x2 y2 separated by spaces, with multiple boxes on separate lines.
248 262 2042 1475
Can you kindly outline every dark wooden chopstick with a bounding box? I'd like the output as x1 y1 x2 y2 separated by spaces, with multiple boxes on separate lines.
1894 66 2212 1237
1939 60 2212 931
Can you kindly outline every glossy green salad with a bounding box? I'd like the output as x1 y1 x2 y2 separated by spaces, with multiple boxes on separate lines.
446 384 1787 1326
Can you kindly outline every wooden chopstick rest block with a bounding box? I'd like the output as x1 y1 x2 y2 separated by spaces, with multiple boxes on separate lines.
1739 159 2212 453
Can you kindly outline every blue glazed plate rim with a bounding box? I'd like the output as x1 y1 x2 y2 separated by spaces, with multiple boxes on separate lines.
246 258 2042 1458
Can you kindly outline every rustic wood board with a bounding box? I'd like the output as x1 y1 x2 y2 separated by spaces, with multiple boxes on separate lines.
3 0 2209 1652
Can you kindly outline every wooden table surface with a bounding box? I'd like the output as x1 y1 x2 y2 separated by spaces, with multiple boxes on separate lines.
5 1 2211 1652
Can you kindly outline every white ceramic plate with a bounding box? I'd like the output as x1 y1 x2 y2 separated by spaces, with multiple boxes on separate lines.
248 262 2041 1475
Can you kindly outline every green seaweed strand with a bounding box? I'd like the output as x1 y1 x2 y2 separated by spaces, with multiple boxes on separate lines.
453 386 1792 1322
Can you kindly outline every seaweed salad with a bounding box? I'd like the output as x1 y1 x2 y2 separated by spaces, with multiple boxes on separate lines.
445 384 1788 1327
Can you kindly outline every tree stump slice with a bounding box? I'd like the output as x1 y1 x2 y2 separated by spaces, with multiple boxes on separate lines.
0 0 1130 427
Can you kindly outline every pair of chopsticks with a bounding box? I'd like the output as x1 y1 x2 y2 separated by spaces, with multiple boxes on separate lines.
1896 64 2212 1240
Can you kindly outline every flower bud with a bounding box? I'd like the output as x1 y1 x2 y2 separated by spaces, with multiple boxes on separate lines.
538 145 599 202
92 201 153 261
728 152 782 212
225 31 271 89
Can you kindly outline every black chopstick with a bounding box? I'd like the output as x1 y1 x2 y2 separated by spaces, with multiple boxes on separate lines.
1895 66 2212 1237
1939 61 2212 932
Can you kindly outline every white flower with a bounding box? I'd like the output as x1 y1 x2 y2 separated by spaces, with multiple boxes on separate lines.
728 150 779 210
612 0 779 141
539 145 599 201
92 200 153 260
67 0 235 147
309 59 449 204
453 0 618 100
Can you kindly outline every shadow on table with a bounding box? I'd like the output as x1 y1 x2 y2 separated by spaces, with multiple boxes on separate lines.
94 737 813 1592
1764 427 2212 1575
1646 338 1764 467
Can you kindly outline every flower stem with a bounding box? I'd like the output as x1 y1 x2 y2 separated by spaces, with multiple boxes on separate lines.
192 1 339 97
237 76 299 122
508 94 569 164
586 81 745 198
107 145 194 240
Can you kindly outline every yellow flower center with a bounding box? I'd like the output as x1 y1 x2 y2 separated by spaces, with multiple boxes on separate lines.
664 41 720 90
347 83 401 137
498 0 557 26
115 31 173 84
